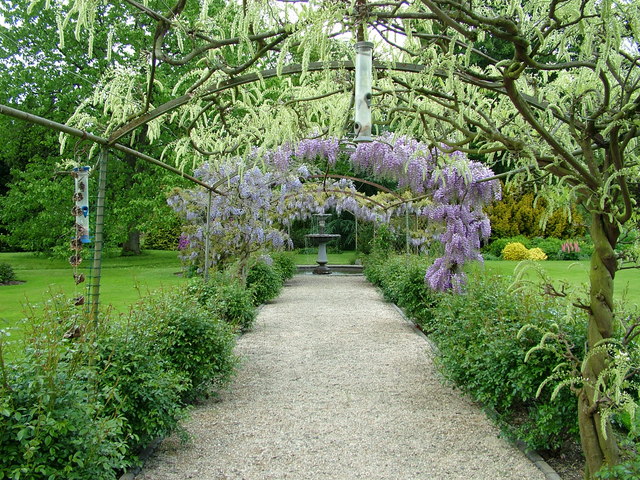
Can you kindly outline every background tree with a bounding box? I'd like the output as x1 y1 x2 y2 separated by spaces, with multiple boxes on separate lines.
0 1 183 254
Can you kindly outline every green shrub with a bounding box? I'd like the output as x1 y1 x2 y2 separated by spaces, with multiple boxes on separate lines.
141 213 182 251
136 291 238 403
373 255 406 304
0 359 128 479
486 189 586 239
187 274 256 332
528 237 563 259
271 251 298 282
0 262 16 283
596 458 640 479
483 236 530 258
246 261 283 305
391 256 442 332
372 224 396 255
206 282 256 332
430 274 583 450
528 247 548 261
0 297 128 479
96 320 189 457
0 287 239 477
363 252 386 286
485 235 595 261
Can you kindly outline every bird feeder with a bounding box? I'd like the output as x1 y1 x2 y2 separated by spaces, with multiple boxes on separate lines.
73 166 91 243
354 41 374 143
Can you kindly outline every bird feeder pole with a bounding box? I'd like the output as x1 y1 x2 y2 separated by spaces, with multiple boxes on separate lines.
353 41 374 143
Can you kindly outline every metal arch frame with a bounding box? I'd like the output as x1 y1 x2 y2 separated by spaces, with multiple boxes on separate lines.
107 60 428 144
106 59 552 147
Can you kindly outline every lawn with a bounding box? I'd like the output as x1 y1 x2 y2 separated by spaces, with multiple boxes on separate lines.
0 250 187 351
475 260 640 307
293 250 360 266
3 251 638 349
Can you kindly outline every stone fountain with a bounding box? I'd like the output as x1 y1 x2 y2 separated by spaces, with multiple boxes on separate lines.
305 213 341 274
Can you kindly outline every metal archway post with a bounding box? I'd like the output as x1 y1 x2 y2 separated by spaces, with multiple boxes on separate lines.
204 189 212 282
88 147 108 324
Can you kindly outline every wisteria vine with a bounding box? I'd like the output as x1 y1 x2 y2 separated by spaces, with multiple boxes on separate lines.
169 134 501 291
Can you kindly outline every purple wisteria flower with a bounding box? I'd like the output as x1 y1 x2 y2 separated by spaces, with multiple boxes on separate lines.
169 134 500 291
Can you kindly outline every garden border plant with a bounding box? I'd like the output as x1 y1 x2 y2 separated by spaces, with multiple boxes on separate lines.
0 270 254 479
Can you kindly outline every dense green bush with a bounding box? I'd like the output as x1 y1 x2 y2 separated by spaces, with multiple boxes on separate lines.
0 284 240 478
596 457 640 479
0 297 128 479
271 251 298 282
0 358 128 479
142 217 182 251
502 242 531 260
527 237 563 259
0 262 16 283
484 235 594 261
431 275 583 449
97 318 189 457
486 189 585 239
206 282 256 332
483 236 530 258
136 291 238 403
246 261 283 305
187 274 257 332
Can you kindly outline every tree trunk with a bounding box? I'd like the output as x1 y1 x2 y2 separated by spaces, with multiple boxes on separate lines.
579 212 620 478
121 228 141 255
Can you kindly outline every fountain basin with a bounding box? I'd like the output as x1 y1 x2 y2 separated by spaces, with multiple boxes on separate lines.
305 233 341 246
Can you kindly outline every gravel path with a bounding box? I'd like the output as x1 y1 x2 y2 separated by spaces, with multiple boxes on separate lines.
136 274 546 480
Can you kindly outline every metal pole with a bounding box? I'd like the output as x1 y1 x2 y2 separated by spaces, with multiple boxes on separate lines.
204 189 212 282
405 207 410 254
355 212 358 252
89 148 108 324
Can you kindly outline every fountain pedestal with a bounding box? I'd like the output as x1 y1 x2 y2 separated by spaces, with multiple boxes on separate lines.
305 214 340 275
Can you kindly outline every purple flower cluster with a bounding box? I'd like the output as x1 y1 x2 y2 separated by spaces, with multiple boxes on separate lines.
348 134 500 291
295 138 340 165
177 234 190 251
170 134 500 291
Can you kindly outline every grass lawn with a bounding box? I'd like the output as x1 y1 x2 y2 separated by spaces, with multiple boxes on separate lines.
476 260 640 307
293 250 359 266
0 250 187 352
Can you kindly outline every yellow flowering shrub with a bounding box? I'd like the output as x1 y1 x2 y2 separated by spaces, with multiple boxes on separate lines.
501 242 530 260
527 247 548 261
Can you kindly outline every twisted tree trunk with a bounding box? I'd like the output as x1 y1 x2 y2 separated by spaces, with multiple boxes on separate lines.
579 212 620 478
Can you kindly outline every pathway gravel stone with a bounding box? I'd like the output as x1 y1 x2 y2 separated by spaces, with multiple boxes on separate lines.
136 274 546 480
